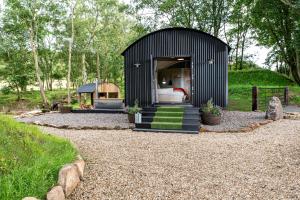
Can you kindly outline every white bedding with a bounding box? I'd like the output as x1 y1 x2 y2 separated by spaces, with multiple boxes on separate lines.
157 88 184 103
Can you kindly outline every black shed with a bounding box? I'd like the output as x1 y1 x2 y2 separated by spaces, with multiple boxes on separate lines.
122 27 230 108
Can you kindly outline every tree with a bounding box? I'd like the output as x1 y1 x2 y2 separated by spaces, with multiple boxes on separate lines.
0 51 34 99
133 0 230 37
226 0 252 70
251 0 300 84
67 0 77 105
1 0 67 105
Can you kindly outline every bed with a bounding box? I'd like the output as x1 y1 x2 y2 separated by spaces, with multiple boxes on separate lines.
157 88 185 103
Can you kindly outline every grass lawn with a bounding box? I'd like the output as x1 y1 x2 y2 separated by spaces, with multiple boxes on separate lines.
0 89 77 112
228 70 300 111
0 115 77 199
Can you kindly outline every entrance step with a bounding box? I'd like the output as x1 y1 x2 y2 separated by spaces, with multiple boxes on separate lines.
134 105 200 133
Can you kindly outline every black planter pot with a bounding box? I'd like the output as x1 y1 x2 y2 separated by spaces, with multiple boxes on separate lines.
128 114 135 123
202 112 221 125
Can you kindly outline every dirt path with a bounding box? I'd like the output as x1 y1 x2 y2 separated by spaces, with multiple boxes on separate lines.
41 119 300 200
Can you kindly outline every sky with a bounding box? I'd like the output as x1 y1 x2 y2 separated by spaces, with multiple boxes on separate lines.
0 0 269 67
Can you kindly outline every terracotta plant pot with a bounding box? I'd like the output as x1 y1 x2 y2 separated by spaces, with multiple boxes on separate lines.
59 105 72 113
128 113 135 123
202 112 221 125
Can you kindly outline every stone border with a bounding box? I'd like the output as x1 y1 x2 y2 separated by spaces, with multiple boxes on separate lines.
19 120 134 130
200 119 274 133
284 112 300 120
22 155 85 200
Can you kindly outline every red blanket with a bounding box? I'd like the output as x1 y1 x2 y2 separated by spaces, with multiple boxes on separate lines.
173 88 188 96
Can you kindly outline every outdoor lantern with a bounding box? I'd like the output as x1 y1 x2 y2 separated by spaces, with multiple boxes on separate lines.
134 63 141 68
162 77 167 84
208 58 214 65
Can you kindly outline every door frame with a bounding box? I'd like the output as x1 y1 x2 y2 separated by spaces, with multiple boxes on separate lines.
151 56 193 105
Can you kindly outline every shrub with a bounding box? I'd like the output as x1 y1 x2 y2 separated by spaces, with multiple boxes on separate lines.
202 98 221 116
1 87 11 95
128 99 141 114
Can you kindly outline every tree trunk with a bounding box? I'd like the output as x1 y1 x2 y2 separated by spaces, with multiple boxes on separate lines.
96 52 100 81
29 22 48 106
82 53 87 84
291 50 300 84
235 20 241 70
67 39 73 104
67 1 76 105
239 29 247 70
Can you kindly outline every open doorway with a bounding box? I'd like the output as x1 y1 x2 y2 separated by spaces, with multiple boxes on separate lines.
154 57 191 104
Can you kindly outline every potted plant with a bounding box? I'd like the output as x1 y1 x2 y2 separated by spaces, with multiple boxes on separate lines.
127 100 141 123
201 98 222 125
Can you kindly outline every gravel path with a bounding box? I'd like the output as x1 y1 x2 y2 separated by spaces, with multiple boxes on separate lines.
18 113 130 129
18 111 267 132
42 119 300 200
202 111 265 132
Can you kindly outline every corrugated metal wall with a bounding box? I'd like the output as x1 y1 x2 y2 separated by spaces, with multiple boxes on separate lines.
123 28 229 107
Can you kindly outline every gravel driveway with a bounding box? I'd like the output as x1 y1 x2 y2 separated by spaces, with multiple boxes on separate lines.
202 111 265 132
42 119 300 200
18 111 267 132
18 113 130 129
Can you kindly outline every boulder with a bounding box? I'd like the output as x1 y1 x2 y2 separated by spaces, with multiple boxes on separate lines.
74 159 85 180
47 186 65 200
58 164 80 197
266 97 283 121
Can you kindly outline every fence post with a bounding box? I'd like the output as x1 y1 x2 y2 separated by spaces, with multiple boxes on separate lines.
284 86 289 106
252 86 258 111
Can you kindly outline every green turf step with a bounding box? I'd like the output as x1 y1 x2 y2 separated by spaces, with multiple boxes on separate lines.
154 111 184 117
151 106 184 129
156 107 184 112
151 122 182 130
152 116 183 123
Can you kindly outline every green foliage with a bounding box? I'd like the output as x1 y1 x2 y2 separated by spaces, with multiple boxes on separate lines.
227 70 300 111
229 69 296 86
251 0 300 84
1 86 11 95
133 0 229 37
0 115 77 199
127 99 141 114
0 89 72 111
202 98 221 116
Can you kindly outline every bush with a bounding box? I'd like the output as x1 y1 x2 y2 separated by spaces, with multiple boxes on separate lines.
201 99 221 116
127 99 141 114
71 98 78 104
1 87 11 95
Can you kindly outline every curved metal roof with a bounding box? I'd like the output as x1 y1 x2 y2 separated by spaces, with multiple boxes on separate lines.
121 27 231 56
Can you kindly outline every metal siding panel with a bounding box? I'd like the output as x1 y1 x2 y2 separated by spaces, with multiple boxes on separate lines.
123 29 228 107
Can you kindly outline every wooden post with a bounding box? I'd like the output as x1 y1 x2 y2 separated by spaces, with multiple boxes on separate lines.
78 93 81 105
252 86 258 111
284 86 289 106
91 93 94 106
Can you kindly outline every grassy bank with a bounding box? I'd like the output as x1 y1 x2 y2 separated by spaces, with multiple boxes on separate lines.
0 89 75 112
228 69 300 111
0 115 77 199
